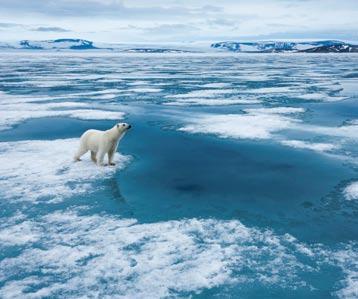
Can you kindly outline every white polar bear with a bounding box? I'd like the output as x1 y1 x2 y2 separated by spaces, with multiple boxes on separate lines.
74 122 131 166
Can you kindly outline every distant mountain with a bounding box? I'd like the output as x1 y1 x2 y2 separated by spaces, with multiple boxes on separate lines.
0 39 194 52
124 48 192 53
211 40 358 53
1 38 357 53
299 43 358 53
0 39 98 50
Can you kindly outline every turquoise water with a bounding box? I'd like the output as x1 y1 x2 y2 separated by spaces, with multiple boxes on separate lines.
0 53 357 298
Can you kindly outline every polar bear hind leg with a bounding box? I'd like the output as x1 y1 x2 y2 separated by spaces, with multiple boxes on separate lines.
74 145 88 162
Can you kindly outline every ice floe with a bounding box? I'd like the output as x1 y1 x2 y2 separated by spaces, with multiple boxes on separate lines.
0 139 130 203
201 83 231 88
165 84 346 106
128 87 162 93
296 93 347 102
331 245 358 299
164 97 260 106
0 109 125 130
126 80 149 86
0 210 356 298
243 107 305 114
60 109 125 120
243 86 293 94
0 91 125 130
167 89 237 99
343 182 358 200
180 107 357 157
304 122 358 140
280 140 339 152
179 107 303 139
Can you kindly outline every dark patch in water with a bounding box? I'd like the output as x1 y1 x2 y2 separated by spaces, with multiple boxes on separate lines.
174 183 204 193
107 178 126 202
301 201 314 208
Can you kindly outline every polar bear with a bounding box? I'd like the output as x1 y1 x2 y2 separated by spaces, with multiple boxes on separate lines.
74 123 131 166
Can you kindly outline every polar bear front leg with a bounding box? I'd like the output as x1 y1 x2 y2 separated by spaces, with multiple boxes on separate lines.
90 151 97 163
96 150 106 166
108 147 116 166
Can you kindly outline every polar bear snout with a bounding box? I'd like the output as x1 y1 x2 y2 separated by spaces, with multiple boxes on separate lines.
128 124 132 129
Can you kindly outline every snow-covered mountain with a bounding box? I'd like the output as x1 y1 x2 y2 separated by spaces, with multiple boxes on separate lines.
301 43 358 53
211 40 358 53
0 39 198 52
0 39 98 50
0 38 357 53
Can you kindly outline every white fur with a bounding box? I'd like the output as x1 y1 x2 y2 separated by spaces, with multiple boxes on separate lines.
74 123 131 166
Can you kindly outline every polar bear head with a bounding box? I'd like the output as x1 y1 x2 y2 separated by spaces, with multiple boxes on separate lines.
116 122 131 132
108 122 131 140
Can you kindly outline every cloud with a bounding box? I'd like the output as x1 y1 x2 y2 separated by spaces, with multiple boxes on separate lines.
0 0 357 42
0 22 23 28
32 26 70 32
142 24 200 36
243 28 358 42
0 0 209 19
207 18 237 28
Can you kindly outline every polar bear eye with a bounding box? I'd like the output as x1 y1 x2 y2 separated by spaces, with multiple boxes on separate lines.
122 124 125 127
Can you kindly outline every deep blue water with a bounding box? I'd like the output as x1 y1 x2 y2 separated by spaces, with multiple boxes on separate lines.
0 52 357 298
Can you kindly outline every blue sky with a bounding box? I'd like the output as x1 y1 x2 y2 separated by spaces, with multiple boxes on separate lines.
0 0 357 43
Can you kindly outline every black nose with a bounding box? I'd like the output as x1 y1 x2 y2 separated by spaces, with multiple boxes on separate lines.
128 125 132 129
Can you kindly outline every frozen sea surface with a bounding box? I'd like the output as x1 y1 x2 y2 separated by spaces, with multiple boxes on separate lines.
0 52 357 298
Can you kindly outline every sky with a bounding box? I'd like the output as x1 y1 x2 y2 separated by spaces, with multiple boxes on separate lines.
0 0 357 43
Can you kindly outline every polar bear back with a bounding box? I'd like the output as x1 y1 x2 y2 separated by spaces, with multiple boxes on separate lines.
80 129 106 152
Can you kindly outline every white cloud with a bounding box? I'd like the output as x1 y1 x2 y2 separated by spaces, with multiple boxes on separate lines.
0 0 357 42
